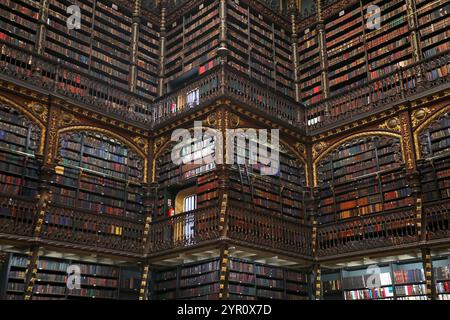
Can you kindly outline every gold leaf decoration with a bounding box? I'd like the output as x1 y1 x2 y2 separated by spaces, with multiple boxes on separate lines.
312 141 328 160
411 108 431 128
27 102 48 123
379 117 401 132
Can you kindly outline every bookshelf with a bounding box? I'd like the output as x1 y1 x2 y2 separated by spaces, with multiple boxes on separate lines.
152 258 220 300
228 257 309 300
46 131 144 242
155 136 217 219
324 259 429 300
0 102 41 198
324 1 367 97
1 253 29 300
29 255 140 300
363 0 413 80
137 18 160 99
416 0 449 59
342 265 394 300
419 112 450 202
297 25 322 107
321 271 343 300
165 0 221 91
227 139 308 221
227 0 294 97
45 0 94 72
0 0 40 51
434 256 450 300
316 135 412 224
392 261 427 300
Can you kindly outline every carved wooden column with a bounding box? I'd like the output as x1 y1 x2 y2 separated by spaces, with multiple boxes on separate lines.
143 137 156 254
138 263 151 300
289 1 301 102
316 0 330 100
405 0 422 63
313 263 321 300
421 248 436 300
219 244 230 300
157 4 167 97
23 246 40 300
218 0 228 55
35 0 49 55
310 187 320 257
129 0 142 93
398 110 424 241
218 108 230 237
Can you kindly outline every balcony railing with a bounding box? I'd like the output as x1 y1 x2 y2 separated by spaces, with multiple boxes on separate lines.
41 204 145 254
0 194 36 237
227 203 312 257
147 205 221 254
307 50 450 132
316 207 418 257
0 41 305 130
147 202 312 257
0 41 155 126
425 200 450 241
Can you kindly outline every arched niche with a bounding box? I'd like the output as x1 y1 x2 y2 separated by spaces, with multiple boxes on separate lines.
314 133 410 224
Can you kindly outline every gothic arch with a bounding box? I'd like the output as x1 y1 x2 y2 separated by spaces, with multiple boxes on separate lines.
0 95 46 155
313 131 404 186
57 126 148 183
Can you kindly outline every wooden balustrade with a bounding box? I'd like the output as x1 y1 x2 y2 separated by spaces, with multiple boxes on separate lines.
226 202 312 256
0 41 154 126
0 194 36 237
316 207 418 257
147 205 221 253
41 204 145 254
307 50 450 132
0 41 305 129
425 200 450 241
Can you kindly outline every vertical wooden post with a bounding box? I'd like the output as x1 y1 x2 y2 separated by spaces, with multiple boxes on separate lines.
219 244 230 300
138 262 151 300
289 1 301 102
158 5 167 97
129 0 142 93
316 0 330 100
405 0 422 63
35 0 49 55
313 263 321 300
422 248 436 300
143 137 155 254
23 246 40 300
398 110 424 240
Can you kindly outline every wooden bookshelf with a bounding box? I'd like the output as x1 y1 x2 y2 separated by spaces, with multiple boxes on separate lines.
416 0 449 59
419 112 450 202
0 0 40 51
1 253 29 300
0 102 41 198
152 258 220 300
165 0 221 91
227 0 294 97
317 135 412 224
227 140 308 221
23 255 140 300
155 135 217 219
137 18 160 99
228 257 309 300
297 25 322 107
323 259 428 300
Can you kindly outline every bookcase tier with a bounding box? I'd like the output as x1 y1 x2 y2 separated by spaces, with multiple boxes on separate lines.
151 257 309 300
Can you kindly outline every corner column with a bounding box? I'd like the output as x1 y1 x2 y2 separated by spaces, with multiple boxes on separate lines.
35 0 49 55
129 0 142 93
157 5 167 97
